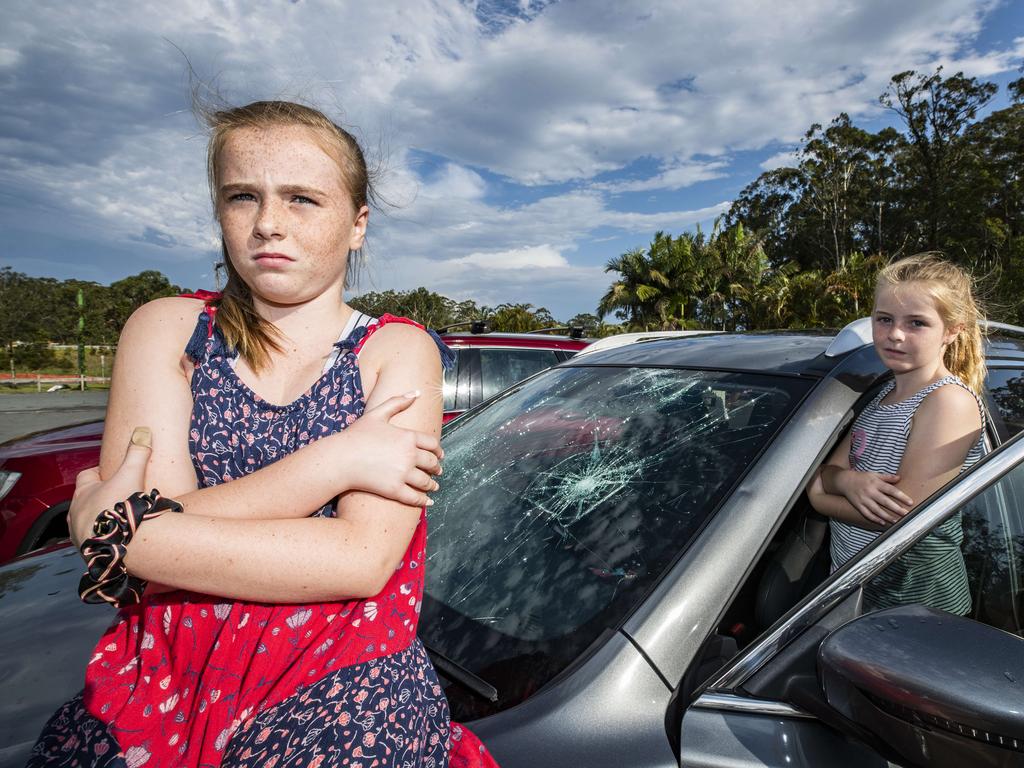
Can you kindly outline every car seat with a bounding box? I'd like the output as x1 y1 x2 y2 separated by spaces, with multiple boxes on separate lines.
753 508 831 631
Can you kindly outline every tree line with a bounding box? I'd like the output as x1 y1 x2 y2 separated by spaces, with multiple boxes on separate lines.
5 65 1022 367
0 268 598 371
599 66 1024 331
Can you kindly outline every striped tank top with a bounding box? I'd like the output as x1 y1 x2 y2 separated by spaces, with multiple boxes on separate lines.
830 375 986 615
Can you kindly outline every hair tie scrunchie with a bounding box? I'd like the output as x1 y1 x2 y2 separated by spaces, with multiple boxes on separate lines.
78 489 183 608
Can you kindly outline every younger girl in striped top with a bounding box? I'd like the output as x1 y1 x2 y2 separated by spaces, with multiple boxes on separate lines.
808 253 986 614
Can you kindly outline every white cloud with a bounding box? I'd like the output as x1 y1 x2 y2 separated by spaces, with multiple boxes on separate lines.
391 0 1017 184
451 245 568 270
597 160 730 193
760 150 801 171
3 0 1022 317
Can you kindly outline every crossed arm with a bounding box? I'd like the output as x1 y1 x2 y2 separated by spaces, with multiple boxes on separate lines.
807 385 983 530
71 298 443 603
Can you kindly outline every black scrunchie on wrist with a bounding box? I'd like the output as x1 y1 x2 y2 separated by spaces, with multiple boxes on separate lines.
78 489 182 608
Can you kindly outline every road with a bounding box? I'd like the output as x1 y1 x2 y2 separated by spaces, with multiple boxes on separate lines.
0 392 108 445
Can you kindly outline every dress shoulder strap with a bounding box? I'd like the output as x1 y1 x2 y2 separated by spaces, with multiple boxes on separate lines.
342 313 456 370
918 374 986 417
179 290 225 365
912 375 971 405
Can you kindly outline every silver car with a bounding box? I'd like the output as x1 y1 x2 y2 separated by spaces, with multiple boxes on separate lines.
2 320 1023 767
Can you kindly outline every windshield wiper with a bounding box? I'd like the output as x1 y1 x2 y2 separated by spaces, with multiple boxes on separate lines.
423 642 499 703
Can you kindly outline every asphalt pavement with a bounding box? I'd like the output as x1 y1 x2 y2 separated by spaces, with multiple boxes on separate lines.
0 391 108 445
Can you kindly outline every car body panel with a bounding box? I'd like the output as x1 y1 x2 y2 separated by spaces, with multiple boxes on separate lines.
469 632 676 768
0 421 102 562
0 546 114 765
679 707 886 768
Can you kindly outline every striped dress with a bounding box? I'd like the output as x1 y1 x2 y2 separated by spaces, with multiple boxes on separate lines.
830 375 986 615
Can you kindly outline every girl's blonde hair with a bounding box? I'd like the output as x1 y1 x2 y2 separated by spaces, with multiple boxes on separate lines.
875 253 986 394
200 100 374 372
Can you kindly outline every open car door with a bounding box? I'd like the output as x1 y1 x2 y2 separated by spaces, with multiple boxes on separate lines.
679 431 1024 768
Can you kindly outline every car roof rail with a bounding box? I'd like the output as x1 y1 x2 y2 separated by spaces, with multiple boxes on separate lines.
435 320 491 335
824 317 872 358
526 326 586 339
575 329 722 357
984 320 1024 337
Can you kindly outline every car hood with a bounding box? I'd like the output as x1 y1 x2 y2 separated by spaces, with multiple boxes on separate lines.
0 545 114 763
0 420 104 458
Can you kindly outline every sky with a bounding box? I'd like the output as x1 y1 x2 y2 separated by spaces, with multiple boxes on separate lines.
1 0 1022 321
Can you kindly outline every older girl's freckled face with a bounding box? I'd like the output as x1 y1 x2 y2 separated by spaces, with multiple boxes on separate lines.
216 125 368 305
871 283 957 374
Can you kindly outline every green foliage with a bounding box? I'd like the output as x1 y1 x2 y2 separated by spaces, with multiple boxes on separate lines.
0 342 70 372
0 267 184 352
487 303 556 332
721 65 1024 326
349 288 490 330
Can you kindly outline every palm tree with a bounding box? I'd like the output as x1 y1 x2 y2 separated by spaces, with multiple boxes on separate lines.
598 247 661 330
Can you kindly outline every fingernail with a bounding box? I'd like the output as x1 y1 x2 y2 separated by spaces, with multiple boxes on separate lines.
131 427 152 448
425 498 434 506
404 390 420 398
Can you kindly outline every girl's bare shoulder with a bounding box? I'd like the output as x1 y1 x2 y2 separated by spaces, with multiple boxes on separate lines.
917 380 982 427
121 296 206 335
360 322 441 365
117 296 209 362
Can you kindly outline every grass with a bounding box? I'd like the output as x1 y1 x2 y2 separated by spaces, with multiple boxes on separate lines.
1 346 114 392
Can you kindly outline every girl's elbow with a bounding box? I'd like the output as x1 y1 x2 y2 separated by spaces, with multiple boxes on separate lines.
363 553 403 596
324 558 395 599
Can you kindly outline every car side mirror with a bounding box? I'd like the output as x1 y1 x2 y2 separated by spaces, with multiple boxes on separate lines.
818 605 1024 767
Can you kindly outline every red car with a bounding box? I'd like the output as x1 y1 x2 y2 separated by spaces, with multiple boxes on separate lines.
0 328 589 563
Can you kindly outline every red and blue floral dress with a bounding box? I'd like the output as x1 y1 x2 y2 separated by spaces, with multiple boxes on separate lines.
29 303 497 768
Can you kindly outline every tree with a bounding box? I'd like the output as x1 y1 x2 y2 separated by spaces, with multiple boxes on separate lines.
597 247 658 328
880 67 997 251
350 288 463 329
566 313 601 336
489 303 555 332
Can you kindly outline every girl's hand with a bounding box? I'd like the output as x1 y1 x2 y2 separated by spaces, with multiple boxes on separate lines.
69 427 154 549
338 391 444 508
835 469 914 527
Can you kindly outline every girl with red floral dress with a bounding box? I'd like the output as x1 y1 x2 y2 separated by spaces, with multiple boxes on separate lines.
28 101 497 768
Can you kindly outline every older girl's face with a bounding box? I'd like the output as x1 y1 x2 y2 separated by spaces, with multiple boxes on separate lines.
216 125 368 306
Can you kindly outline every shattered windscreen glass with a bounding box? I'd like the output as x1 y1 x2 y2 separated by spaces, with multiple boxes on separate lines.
422 364 810 719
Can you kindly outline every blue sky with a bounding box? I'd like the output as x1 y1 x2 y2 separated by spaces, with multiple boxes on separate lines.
2 0 1022 320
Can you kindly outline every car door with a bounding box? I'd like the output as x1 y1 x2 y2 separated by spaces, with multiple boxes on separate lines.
678 430 1024 767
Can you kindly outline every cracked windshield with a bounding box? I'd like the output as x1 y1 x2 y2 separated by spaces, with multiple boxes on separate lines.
422 363 809 719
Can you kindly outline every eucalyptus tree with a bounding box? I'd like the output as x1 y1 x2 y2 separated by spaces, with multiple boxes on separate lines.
880 67 998 251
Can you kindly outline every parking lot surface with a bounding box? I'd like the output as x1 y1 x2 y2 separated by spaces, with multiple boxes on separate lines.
0 392 108 445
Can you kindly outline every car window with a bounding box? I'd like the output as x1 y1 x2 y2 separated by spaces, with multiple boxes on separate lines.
477 348 561 403
865 457 1024 636
423 365 810 719
986 368 1024 441
442 350 462 411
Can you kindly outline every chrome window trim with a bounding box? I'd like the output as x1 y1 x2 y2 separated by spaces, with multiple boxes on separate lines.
691 692 815 720
705 430 1024 692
